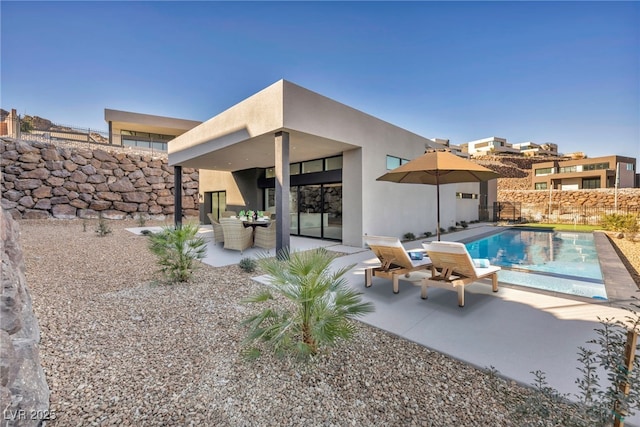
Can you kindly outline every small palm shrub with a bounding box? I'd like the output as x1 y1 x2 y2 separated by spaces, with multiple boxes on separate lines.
403 232 416 241
423 231 433 238
460 221 469 229
241 247 375 360
147 224 207 284
239 257 257 273
448 225 457 232
439 227 445 234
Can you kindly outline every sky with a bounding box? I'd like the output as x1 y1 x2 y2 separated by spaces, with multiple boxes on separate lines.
1 1 639 159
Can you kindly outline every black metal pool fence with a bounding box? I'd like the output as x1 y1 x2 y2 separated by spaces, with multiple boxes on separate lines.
484 202 640 225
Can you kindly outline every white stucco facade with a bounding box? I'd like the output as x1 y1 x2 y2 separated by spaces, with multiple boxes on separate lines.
169 80 494 247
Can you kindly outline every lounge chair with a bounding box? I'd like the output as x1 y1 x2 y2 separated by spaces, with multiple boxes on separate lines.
254 222 276 251
206 213 224 244
220 218 253 253
421 241 500 307
364 235 432 294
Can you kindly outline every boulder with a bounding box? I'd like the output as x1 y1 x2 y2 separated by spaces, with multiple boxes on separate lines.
70 170 88 183
52 204 77 219
40 148 61 161
14 179 42 191
20 168 50 180
0 209 50 421
92 149 117 163
122 192 150 203
22 210 50 220
113 201 138 212
108 178 135 192
101 210 127 220
31 186 52 199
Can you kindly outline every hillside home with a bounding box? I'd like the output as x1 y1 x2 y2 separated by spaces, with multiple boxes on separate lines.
532 155 637 190
104 109 201 151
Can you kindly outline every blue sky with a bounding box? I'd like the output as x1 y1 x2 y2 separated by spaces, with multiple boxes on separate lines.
2 1 639 159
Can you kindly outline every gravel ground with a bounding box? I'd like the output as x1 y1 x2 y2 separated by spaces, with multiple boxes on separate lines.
17 219 640 426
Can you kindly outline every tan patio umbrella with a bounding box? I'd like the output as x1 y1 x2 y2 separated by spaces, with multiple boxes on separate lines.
377 149 500 241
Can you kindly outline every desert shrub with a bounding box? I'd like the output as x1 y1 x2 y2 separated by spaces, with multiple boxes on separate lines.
460 221 469 229
137 214 147 227
423 231 433 238
439 227 446 233
600 213 639 233
487 298 640 426
239 257 257 273
95 213 112 237
241 247 375 360
448 226 457 232
403 232 416 241
147 224 207 284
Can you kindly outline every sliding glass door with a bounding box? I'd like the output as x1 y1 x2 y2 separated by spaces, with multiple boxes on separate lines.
263 184 342 241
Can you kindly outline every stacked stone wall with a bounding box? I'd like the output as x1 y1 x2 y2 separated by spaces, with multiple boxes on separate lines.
1 138 199 220
498 188 640 211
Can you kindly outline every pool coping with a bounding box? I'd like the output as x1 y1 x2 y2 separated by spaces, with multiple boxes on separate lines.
456 227 638 308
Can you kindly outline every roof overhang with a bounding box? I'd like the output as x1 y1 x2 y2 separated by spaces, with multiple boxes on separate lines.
168 79 436 171
105 108 201 136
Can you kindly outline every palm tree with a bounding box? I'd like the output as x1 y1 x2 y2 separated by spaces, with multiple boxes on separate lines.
147 223 207 284
242 247 374 360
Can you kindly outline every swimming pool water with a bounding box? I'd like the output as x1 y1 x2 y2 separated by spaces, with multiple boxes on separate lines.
465 229 606 299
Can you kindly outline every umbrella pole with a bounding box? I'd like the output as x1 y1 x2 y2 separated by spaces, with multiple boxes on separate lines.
436 172 441 241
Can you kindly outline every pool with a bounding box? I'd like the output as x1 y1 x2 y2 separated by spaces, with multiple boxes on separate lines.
465 228 607 300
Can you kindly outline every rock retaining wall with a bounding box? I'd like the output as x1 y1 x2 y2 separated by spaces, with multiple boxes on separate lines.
1 207 50 426
1 138 199 220
498 188 640 210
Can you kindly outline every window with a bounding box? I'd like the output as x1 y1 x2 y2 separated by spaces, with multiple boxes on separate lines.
265 155 342 178
456 192 478 199
626 163 635 171
559 166 577 173
535 167 554 176
535 182 548 190
582 178 601 189
302 159 323 174
583 162 609 171
386 155 409 170
325 156 343 171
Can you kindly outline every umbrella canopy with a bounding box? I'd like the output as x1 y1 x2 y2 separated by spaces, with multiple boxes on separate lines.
377 150 500 240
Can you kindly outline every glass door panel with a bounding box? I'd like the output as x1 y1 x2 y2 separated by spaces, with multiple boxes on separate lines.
323 184 342 240
298 185 323 238
211 191 226 221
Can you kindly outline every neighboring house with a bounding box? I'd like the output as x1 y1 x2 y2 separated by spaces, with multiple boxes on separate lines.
511 142 558 157
531 155 637 190
465 136 520 157
432 138 470 158
104 109 201 151
167 80 497 248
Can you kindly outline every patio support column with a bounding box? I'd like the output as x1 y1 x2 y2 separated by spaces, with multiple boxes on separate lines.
174 165 182 229
275 131 290 255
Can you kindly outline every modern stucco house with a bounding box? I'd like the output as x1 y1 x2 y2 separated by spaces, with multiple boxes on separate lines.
531 155 637 190
167 80 495 250
104 108 201 151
